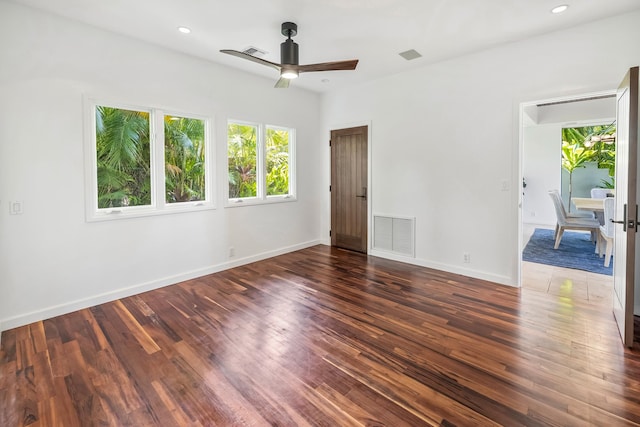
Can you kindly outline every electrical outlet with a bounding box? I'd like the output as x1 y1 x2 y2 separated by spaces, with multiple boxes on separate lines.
10 201 23 215
229 247 235 257
463 252 471 263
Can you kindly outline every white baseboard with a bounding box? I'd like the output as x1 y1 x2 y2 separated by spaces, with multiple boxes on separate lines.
0 240 322 333
523 221 555 227
368 249 515 287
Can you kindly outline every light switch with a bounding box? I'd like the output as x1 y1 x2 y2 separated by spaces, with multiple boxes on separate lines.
10 201 23 215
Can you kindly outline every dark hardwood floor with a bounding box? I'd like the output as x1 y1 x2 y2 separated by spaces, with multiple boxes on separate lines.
1 245 640 426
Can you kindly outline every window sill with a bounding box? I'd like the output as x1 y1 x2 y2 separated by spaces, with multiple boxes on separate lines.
225 195 297 208
86 202 216 222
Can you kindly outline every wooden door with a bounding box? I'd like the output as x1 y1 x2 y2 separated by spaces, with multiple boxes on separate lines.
331 126 368 253
613 66 639 347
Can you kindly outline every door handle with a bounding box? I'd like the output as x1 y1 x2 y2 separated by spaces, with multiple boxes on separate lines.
356 187 367 200
611 204 639 231
611 204 627 231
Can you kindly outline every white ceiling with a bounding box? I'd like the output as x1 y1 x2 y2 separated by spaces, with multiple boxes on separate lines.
10 0 640 92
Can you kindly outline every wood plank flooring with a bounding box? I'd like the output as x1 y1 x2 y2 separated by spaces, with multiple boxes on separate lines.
2 245 640 426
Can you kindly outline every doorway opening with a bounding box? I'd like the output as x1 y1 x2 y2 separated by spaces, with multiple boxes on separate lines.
519 92 616 303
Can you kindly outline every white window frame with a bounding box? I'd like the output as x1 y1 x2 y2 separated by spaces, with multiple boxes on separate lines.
84 97 215 221
226 120 296 207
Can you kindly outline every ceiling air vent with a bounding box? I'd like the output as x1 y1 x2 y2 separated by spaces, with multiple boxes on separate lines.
399 49 422 61
242 46 268 57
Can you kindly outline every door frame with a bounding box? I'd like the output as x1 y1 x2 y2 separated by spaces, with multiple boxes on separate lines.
612 66 639 346
328 121 372 253
517 89 617 287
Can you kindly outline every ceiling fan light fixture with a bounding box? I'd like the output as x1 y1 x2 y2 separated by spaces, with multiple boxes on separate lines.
551 4 569 14
281 69 299 79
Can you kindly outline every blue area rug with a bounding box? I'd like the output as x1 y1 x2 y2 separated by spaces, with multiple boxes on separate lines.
522 228 612 275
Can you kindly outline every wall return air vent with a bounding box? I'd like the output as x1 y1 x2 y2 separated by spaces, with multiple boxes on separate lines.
373 215 415 257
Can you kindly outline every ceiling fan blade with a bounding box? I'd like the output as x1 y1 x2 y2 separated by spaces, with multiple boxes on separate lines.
297 59 359 73
274 77 290 88
220 49 281 71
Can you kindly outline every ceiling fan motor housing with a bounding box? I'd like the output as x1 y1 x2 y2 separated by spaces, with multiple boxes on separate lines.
280 22 299 65
281 39 299 65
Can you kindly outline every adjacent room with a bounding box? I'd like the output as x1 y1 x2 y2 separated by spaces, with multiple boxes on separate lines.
521 95 617 301
2 0 640 425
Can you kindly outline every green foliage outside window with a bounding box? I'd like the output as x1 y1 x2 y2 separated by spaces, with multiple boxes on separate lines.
95 106 207 209
228 123 257 198
562 124 616 176
96 106 151 208
227 123 291 199
561 124 616 210
164 116 206 203
266 128 290 196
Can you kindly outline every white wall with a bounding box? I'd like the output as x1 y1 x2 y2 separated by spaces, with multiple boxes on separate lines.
320 10 640 288
0 2 324 330
522 124 561 226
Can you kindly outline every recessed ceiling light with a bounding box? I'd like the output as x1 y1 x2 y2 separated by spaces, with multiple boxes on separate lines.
177 26 191 34
551 4 569 14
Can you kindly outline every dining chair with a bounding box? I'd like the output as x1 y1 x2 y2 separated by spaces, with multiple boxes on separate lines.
598 197 615 267
590 188 614 199
548 190 600 249
549 190 595 220
590 188 614 224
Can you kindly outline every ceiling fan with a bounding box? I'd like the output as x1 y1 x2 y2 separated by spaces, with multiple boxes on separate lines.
221 22 359 88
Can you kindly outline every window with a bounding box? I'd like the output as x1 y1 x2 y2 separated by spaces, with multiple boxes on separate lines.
164 115 207 203
227 121 295 204
265 126 291 196
227 122 258 199
95 105 152 208
86 100 212 220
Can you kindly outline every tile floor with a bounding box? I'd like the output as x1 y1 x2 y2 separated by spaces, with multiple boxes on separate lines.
521 224 613 307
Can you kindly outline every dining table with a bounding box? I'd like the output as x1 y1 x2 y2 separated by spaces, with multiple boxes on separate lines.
572 197 606 212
